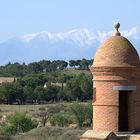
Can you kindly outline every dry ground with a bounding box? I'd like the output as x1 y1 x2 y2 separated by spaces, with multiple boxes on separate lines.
0 103 70 116
0 103 87 140
10 126 85 140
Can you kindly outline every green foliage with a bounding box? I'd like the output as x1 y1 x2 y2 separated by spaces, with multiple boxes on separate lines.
63 73 92 101
78 73 93 100
50 112 72 127
45 85 60 101
8 112 38 132
37 104 66 126
0 85 6 100
0 59 93 104
69 59 93 69
0 59 93 77
34 86 47 102
85 103 93 126
23 86 34 102
0 112 38 135
0 83 17 104
27 62 43 73
22 74 45 88
0 72 92 104
48 102 92 128
70 102 92 128
0 62 27 77
0 124 17 135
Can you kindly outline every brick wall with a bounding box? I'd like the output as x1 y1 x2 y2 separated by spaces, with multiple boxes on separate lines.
91 66 140 131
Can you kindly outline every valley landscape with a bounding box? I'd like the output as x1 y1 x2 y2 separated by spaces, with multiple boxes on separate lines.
0 0 139 140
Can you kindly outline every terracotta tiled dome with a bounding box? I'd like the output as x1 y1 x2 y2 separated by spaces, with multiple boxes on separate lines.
93 24 139 67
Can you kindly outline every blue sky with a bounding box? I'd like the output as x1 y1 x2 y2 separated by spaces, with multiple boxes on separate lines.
0 0 140 42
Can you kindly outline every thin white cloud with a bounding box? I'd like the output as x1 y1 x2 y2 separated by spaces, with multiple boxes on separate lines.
122 27 140 39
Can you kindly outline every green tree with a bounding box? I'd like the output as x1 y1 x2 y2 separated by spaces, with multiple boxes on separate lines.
23 86 35 103
0 85 6 101
0 62 27 77
69 60 77 68
56 60 68 70
2 83 17 104
13 82 24 104
38 60 51 71
34 86 47 103
22 74 45 88
45 85 60 101
47 61 57 72
78 73 92 100
79 58 89 69
27 62 43 73
70 102 92 128
63 74 89 101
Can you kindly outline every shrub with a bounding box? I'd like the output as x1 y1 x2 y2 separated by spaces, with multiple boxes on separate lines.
50 113 72 127
0 124 17 135
84 103 92 126
1 112 38 135
70 102 92 128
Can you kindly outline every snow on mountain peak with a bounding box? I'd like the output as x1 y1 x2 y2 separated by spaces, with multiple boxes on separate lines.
19 26 140 46
0 26 140 65
20 33 39 42
19 28 97 45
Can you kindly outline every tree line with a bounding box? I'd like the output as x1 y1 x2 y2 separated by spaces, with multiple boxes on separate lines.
0 59 93 77
0 58 93 104
0 72 92 104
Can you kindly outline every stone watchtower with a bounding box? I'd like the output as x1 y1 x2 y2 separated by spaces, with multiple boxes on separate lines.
81 23 140 140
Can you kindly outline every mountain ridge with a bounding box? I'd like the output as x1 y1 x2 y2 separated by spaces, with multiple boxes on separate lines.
0 27 140 65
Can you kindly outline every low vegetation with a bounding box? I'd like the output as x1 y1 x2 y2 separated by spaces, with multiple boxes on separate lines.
0 102 92 139
0 112 38 135
70 102 92 128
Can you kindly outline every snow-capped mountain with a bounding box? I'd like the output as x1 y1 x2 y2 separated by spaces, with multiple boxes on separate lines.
0 27 140 65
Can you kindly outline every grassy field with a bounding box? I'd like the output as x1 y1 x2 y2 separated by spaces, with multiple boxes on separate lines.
0 102 70 117
0 102 91 140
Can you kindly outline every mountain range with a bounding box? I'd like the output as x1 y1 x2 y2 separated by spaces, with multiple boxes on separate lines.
0 27 140 65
